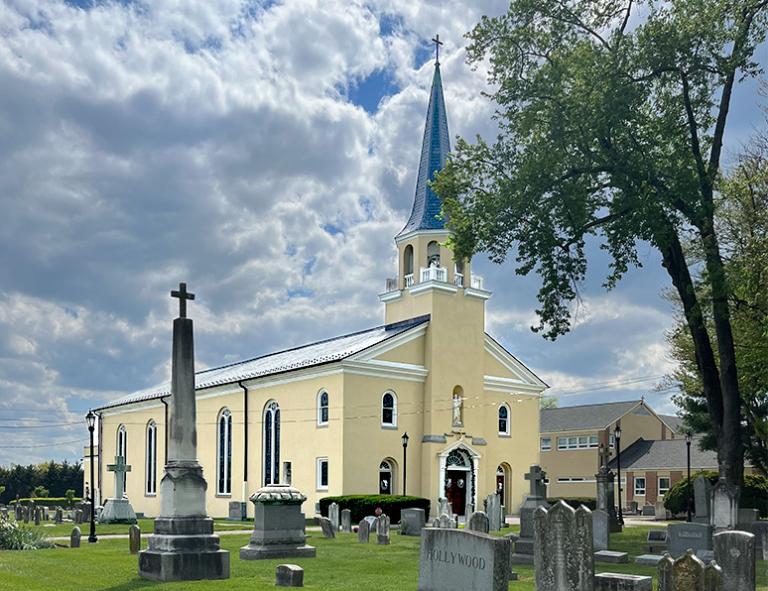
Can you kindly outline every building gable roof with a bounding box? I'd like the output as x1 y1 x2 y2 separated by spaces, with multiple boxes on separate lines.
540 400 644 432
96 315 430 411
607 438 719 471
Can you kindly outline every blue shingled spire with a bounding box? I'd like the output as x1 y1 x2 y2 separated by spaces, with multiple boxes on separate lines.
397 62 451 238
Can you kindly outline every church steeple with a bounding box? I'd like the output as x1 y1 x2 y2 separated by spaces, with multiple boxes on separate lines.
397 56 451 238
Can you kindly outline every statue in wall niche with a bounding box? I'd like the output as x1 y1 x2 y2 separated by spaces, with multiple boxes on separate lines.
452 394 463 427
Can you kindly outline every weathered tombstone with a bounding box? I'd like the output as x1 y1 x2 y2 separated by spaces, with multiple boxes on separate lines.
746 521 768 560
99 456 137 524
713 530 755 591
655 501 668 521
593 509 609 551
328 503 340 531
34 507 41 526
667 522 714 558
647 529 668 553
70 526 81 548
357 519 370 543
642 505 655 517
228 501 246 521
129 524 141 554
275 564 304 588
512 465 549 564
711 479 739 531
594 573 652 591
239 484 316 560
23 505 29 524
468 511 490 534
437 498 450 517
736 508 759 526
635 554 666 566
82 502 92 523
138 283 230 581
595 550 629 564
54 507 63 524
400 507 425 536
484 494 501 532
595 465 621 533
534 501 593 591
436 514 455 529
74 509 83 524
628 501 639 514
319 516 335 539
694 475 714 524
376 514 391 545
341 509 352 533
417 528 511 591
657 549 722 591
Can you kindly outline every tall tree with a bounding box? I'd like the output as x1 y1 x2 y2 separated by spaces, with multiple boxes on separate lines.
433 0 767 487
666 135 768 472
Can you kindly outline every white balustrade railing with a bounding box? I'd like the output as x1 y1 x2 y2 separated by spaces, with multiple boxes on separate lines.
470 275 484 290
404 273 414 288
453 273 464 287
420 266 447 283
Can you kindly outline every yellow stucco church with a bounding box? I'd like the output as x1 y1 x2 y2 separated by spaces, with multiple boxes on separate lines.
90 59 548 519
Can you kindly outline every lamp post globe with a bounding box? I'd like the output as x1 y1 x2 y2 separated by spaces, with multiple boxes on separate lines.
85 410 98 543
614 424 624 526
401 433 409 496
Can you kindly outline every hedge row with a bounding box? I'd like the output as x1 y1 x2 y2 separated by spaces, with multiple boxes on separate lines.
8 497 83 508
319 495 430 523
546 497 597 511
664 471 768 517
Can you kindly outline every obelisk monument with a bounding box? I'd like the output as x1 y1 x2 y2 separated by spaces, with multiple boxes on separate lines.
138 283 230 581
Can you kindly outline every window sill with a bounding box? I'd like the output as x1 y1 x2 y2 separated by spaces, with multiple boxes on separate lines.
498 433 511 438
216 494 233 498
381 424 398 430
316 487 329 492
316 423 329 428
144 493 157 498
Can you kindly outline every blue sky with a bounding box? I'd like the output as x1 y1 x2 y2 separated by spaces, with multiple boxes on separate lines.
0 0 764 465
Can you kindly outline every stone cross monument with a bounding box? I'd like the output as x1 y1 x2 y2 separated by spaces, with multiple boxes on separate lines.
98 455 137 524
138 283 230 581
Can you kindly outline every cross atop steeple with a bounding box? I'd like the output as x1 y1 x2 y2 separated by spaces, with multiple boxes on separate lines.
171 282 195 318
431 34 443 65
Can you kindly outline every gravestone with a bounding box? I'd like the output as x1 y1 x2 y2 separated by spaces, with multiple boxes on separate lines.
635 554 665 566
70 526 81 548
129 524 141 554
464 503 474 521
534 501 594 591
376 514 390 545
694 475 714 523
98 456 137 524
34 507 41 526
595 465 621 533
435 514 455 529
239 484 316 560
400 508 425 536
642 505 655 516
712 480 739 531
667 522 714 558
437 498 450 517
594 573 652 591
713 530 755 591
23 506 29 523
595 550 629 564
647 529 668 553
417 527 511 591
328 503 340 531
484 494 501 532
228 501 246 521
655 501 668 521
275 564 304 588
512 465 549 564
746 521 768 560
657 549 722 591
468 511 490 534
736 508 759 526
593 509 609 551
74 509 83 524
54 507 63 524
341 509 352 533
357 519 370 543
319 516 335 539
138 283 230 581
82 502 92 523
14 504 21 521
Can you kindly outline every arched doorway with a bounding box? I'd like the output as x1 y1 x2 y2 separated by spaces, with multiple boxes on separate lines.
497 463 512 510
379 459 397 495
443 448 472 515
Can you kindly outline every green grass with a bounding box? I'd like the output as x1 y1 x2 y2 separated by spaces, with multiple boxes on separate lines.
0 525 765 591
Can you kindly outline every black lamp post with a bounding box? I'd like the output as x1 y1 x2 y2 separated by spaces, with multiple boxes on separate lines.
614 424 624 526
401 432 409 496
85 410 98 544
685 431 693 522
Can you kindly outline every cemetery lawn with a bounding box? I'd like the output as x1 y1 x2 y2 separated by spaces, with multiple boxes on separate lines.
0 526 765 591
26 519 158 538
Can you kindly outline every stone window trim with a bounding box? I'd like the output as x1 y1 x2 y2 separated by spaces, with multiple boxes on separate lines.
634 476 647 496
540 437 552 451
316 457 329 491
216 407 233 496
145 419 157 496
498 403 510 436
381 391 397 428
316 389 329 427
263 400 281 486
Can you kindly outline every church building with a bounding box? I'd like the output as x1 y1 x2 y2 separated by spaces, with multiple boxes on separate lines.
91 57 547 519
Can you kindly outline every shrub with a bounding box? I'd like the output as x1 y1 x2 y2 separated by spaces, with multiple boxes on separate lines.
9 497 82 508
32 486 50 499
318 495 430 523
65 489 76 505
663 471 768 517
546 497 596 511
0 517 53 550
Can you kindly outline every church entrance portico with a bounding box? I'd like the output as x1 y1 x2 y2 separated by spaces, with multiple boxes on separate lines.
437 442 480 516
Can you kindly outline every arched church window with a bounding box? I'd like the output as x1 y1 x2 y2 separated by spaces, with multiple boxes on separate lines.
427 241 440 267
217 408 232 495
498 404 510 436
117 424 127 494
317 390 329 426
264 401 281 485
404 245 414 276
145 420 157 495
379 459 394 495
382 392 397 427
446 449 470 468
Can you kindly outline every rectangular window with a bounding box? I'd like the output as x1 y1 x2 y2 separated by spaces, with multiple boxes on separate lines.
634 477 647 496
316 458 328 491
658 476 671 496
540 437 552 451
557 435 599 450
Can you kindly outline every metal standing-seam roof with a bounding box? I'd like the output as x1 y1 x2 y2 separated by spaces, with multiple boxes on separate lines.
540 400 643 432
95 315 430 412
607 438 720 471
397 62 451 238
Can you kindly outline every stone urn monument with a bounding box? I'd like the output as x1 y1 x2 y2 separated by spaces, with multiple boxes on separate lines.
240 484 316 560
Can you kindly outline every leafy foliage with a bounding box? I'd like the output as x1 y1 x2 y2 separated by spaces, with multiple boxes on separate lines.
663 470 768 516
318 495 430 524
0 517 53 550
0 461 82 504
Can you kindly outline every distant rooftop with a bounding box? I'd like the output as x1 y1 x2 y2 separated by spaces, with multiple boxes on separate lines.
95 315 430 411
540 400 644 432
608 438 719 471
